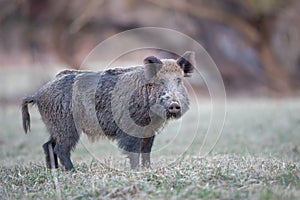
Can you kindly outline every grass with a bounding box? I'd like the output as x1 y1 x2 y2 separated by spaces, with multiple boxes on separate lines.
1 155 299 199
1 68 300 199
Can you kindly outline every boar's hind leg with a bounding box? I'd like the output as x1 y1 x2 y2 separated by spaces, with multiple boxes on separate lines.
42 139 58 169
52 120 79 170
141 136 155 168
54 144 74 170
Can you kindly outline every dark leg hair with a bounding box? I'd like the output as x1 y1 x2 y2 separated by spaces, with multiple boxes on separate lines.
42 140 58 169
127 152 140 169
118 134 143 169
141 136 155 168
54 144 74 170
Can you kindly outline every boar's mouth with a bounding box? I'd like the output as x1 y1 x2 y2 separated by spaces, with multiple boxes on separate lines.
166 111 181 119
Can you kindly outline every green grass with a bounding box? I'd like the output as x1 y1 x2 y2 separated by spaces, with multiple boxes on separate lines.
1 69 300 199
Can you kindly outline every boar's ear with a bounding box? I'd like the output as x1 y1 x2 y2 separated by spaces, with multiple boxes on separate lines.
144 56 163 82
176 51 195 77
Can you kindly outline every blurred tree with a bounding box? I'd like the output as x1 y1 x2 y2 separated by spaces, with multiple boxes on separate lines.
0 0 299 95
148 0 295 93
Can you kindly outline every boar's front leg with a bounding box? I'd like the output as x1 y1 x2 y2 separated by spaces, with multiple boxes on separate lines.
141 136 155 168
127 152 140 169
119 134 142 169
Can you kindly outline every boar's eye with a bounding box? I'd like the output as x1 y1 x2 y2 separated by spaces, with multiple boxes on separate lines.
146 81 155 87
160 79 166 85
176 77 182 85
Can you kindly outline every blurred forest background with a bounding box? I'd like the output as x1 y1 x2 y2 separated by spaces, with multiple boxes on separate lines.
1 0 300 102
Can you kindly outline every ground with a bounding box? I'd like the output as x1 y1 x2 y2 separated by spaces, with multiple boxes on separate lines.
0 69 300 199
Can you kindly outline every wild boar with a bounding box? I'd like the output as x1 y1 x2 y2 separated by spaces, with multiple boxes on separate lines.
21 51 195 170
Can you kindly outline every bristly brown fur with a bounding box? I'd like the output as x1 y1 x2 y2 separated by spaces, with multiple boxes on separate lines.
158 59 184 76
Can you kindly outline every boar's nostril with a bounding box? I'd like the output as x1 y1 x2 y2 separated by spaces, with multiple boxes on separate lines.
168 102 181 114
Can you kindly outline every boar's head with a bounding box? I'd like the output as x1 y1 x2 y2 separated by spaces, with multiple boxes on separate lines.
143 51 195 120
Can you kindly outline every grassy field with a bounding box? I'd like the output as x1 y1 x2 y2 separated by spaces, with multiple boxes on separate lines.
1 69 300 199
1 98 299 199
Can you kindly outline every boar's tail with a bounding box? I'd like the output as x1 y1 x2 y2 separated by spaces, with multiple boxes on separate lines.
21 96 36 134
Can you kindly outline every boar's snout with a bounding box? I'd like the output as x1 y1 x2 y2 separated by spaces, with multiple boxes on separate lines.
167 101 181 118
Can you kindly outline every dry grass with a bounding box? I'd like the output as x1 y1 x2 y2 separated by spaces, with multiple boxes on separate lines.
1 155 299 199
